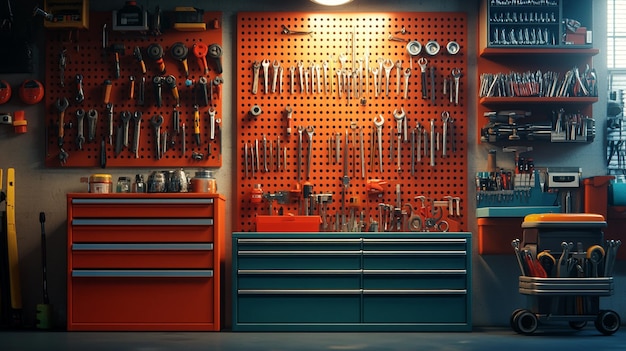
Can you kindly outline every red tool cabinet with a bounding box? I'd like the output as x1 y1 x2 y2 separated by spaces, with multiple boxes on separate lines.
66 193 225 331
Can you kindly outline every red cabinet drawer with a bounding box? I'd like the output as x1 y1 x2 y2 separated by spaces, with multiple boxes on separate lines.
71 244 214 269
69 196 215 218
71 221 214 243
68 272 217 331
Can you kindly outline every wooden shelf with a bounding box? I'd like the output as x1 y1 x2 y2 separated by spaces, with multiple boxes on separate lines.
480 47 599 57
480 97 599 105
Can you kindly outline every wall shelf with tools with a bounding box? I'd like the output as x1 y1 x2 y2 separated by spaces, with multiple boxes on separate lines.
43 11 223 168
476 0 598 254
233 12 468 233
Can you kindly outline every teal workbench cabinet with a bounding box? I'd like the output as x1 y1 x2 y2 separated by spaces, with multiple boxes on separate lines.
232 232 472 331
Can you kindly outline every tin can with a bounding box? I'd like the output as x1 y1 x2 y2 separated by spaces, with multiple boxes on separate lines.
190 169 217 193
89 174 112 193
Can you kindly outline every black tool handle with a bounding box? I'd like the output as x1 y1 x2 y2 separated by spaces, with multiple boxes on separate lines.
39 212 49 304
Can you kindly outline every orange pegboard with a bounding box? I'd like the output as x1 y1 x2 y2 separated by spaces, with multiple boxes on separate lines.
235 12 468 232
44 11 223 168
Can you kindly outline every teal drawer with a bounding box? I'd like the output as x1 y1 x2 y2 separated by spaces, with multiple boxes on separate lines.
362 293 468 323
362 270 467 290
237 270 361 290
236 293 361 324
237 252 361 270
362 238 468 251
236 238 362 251
362 252 467 270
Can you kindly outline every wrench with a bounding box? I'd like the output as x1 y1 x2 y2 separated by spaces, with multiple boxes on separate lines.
75 74 84 104
395 60 402 95
297 126 304 182
316 64 322 94
441 111 450 157
309 62 316 94
383 59 394 96
416 123 422 162
297 61 304 93
106 103 114 145
336 69 343 98
452 68 462 105
261 59 270 94
394 108 405 171
131 111 142 158
377 57 384 95
87 109 98 143
418 57 428 99
322 61 329 94
304 66 310 94
430 119 435 167
272 59 280 93
251 60 261 94
150 115 164 160
286 105 293 136
288 65 296 94
55 97 69 147
373 115 384 173
403 67 411 99
279 65 284 94
120 111 131 149
306 126 315 179
75 109 85 150
371 67 379 97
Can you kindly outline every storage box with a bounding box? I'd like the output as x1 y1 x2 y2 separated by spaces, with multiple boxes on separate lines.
477 217 523 255
565 27 588 45
256 215 321 232
521 213 605 254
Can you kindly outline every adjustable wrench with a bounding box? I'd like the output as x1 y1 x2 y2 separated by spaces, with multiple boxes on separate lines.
272 59 280 93
261 59 270 94
75 109 85 150
373 115 384 173
150 115 164 160
252 60 261 94
131 111 142 158
418 57 428 99
306 126 315 179
383 59 394 96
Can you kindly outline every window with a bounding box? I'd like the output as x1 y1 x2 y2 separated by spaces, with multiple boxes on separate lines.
607 0 626 95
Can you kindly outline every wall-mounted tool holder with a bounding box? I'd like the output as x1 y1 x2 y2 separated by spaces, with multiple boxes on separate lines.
234 12 468 232
44 0 90 30
44 12 223 168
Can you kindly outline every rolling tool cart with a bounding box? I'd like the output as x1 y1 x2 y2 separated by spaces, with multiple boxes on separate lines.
510 213 621 335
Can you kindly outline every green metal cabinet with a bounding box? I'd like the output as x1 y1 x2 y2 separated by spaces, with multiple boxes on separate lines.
232 233 472 331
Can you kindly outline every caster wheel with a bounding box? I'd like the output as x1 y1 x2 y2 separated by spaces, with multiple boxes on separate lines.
513 310 538 335
595 310 621 335
510 309 524 333
569 321 587 330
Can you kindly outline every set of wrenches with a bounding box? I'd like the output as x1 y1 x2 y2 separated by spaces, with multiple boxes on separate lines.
250 57 463 104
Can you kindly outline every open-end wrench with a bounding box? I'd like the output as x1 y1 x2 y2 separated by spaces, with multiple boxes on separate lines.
75 74 84 104
297 61 304 93
418 57 428 99
288 65 296 94
262 59 270 94
364 50 370 97
430 119 435 167
416 122 422 162
359 126 365 178
87 109 98 143
208 107 216 141
395 60 402 95
316 64 322 94
377 57 384 94
131 111 142 158
278 65 284 94
106 103 114 145
150 115 163 160
297 126 304 182
337 69 343 98
344 68 351 99
441 111 450 157
322 61 329 94
75 109 85 150
452 68 462 105
252 60 261 94
120 111 131 149
262 134 268 172
306 126 315 179
304 67 310 94
309 62 316 94
410 127 416 176
394 108 405 171
272 59 280 93
403 67 411 99
55 97 69 147
374 115 384 173
383 59 394 96
371 67 379 97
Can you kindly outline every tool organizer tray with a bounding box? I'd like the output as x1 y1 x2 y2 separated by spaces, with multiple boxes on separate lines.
519 276 614 296
44 12 223 168
234 12 468 232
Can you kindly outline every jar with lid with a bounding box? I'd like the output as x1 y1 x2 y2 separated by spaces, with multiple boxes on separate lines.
89 174 112 193
190 169 217 193
117 176 131 193
132 174 146 193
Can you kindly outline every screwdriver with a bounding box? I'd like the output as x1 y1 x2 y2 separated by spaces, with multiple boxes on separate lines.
193 104 201 145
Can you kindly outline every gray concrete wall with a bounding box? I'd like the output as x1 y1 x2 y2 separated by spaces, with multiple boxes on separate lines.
1 0 621 329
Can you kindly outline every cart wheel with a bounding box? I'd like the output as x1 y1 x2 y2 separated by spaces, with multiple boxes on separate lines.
510 309 525 333
569 321 587 330
513 310 538 335
595 310 621 335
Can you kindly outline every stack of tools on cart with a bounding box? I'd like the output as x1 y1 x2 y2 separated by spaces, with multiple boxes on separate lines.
479 66 597 98
509 213 621 336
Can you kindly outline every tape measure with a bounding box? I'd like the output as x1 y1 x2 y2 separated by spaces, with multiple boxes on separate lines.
19 80 44 105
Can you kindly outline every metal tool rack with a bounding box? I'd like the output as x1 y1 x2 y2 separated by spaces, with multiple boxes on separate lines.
511 276 619 335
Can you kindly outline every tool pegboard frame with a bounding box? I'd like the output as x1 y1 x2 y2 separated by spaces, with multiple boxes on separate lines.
235 12 468 232
44 12 223 168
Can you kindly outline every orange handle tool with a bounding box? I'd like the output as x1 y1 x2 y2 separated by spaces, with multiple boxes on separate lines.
193 43 209 75
103 80 112 104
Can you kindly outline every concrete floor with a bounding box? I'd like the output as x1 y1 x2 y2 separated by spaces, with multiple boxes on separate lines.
2 327 625 351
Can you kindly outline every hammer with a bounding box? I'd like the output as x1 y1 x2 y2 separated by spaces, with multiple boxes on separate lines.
109 44 126 79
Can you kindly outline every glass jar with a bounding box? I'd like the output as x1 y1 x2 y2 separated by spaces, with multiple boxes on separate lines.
116 176 131 193
190 169 217 193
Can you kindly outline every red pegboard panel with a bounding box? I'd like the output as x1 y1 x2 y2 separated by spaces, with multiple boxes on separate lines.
234 12 468 232
44 12 223 168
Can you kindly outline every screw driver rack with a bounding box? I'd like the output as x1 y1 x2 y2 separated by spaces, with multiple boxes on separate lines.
234 12 468 232
44 12 223 168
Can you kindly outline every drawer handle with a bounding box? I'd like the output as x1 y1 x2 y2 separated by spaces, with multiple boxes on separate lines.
72 198 214 205
237 239 362 244
238 289 362 295
362 269 466 275
362 289 467 295
238 250 362 256
362 250 466 256
72 243 213 251
363 238 467 244
72 218 213 226
238 269 362 274
72 269 213 278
